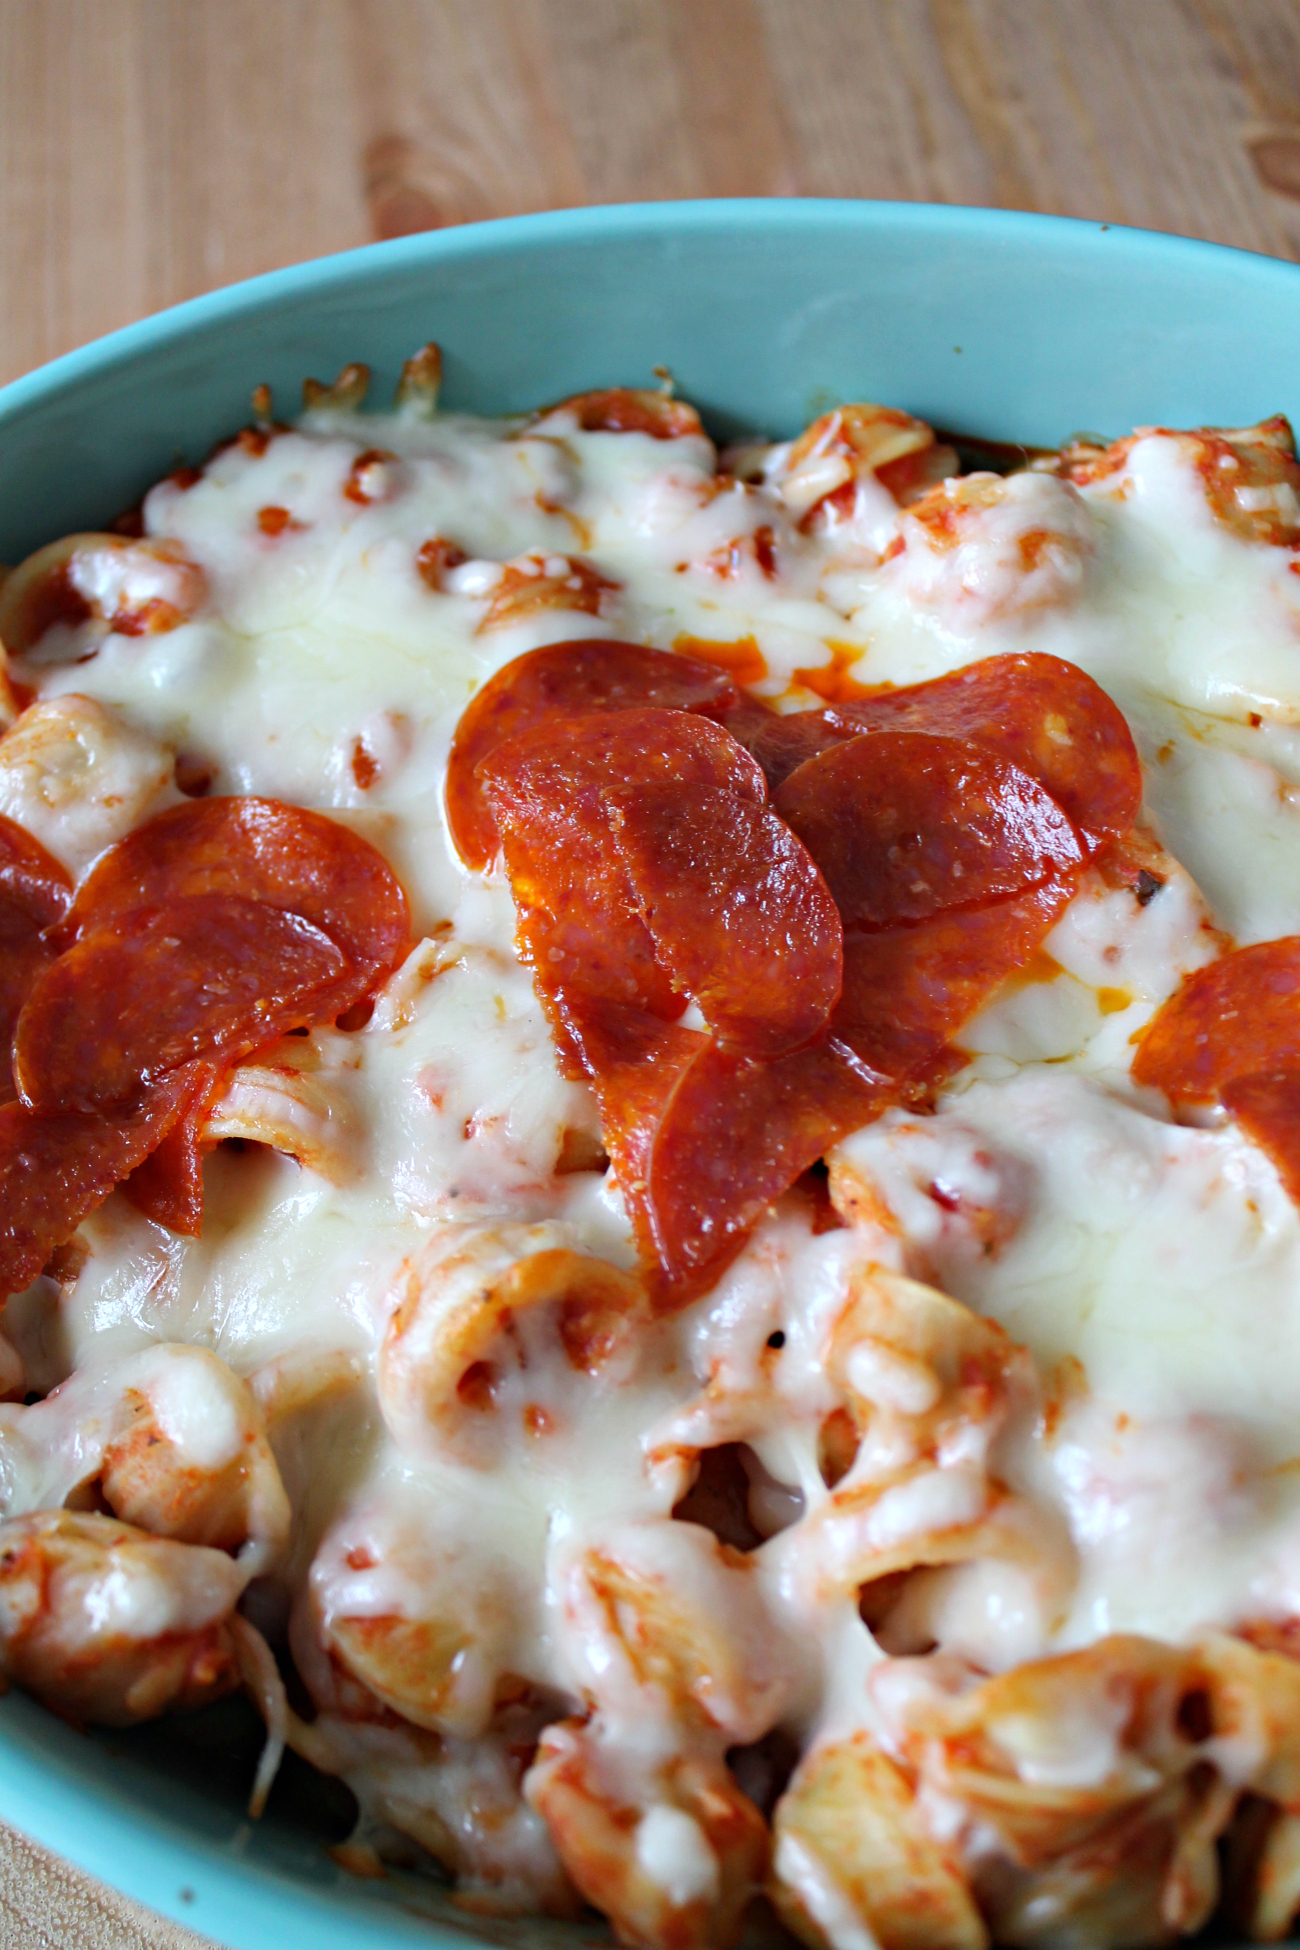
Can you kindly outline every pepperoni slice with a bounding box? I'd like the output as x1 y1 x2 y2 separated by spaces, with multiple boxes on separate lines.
837 886 1075 1084
562 996 882 1301
481 699 762 816
728 652 1141 828
123 1060 228 1235
0 916 50 1109
1219 1072 1300 1204
15 897 347 1114
449 641 740 869
824 652 1141 852
552 994 710 1292
775 730 1085 1083
558 994 709 1193
63 797 410 991
720 698 843 795
607 784 841 1055
1132 939 1300 1103
776 732 1084 930
0 816 73 1105
1134 942 1300 1206
4 797 409 1250
482 706 850 1288
0 814 73 927
480 710 766 1058
638 1035 889 1301
0 1067 198 1300
469 660 1130 1296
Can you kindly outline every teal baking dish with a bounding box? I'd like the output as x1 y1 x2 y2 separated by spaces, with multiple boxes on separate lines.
0 198 1298 1950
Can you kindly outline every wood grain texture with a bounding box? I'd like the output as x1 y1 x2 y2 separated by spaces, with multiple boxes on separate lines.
0 0 1298 389
2 2 1300 1945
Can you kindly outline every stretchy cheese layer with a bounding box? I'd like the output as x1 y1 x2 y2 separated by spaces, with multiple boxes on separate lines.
4 392 1300 1944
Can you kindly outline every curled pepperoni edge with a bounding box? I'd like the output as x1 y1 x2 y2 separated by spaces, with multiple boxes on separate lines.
123 1060 229 1236
1132 938 1300 1105
14 896 350 1116
724 652 1142 852
832 882 1078 1089
5 795 411 1261
481 706 851 1288
0 814 73 1106
479 707 772 1057
60 796 410 979
823 651 1141 852
0 814 74 927
1220 1070 1300 1205
555 999 886 1304
448 640 741 870
0 1066 202 1301
774 729 1086 932
637 1033 889 1303
1132 938 1300 1209
606 781 843 1058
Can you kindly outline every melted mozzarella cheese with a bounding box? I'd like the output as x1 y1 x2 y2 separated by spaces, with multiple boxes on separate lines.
831 1070 1300 1651
5 393 1300 1896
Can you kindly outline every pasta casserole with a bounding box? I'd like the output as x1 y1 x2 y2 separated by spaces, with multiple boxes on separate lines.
3 356 1300 1948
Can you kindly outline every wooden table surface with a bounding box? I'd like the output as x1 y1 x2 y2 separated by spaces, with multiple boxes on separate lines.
3 0 1300 1943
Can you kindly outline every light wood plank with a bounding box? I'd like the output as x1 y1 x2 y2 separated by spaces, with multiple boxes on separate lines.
0 0 1299 391
348 0 588 229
